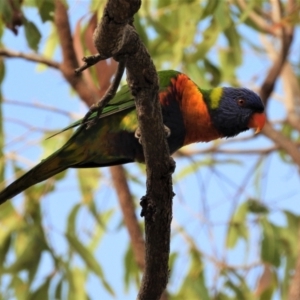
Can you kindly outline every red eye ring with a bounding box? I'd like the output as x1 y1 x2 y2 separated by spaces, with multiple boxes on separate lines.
237 99 245 106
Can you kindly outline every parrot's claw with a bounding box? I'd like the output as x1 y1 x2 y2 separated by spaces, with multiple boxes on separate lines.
134 127 143 144
134 125 171 144
164 125 171 138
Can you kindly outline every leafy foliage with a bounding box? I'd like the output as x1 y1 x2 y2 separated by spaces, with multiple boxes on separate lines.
0 0 300 299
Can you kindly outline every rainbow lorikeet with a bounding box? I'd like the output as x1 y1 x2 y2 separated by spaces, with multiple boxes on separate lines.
0 70 265 204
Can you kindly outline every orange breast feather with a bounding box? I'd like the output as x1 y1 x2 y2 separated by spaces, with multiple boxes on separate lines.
172 74 222 145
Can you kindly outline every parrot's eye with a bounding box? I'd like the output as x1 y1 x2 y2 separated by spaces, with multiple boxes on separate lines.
237 99 245 107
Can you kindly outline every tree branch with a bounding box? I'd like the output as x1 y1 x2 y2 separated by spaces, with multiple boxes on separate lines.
53 0 98 106
256 0 300 168
93 1 174 299
259 0 294 105
262 123 300 165
0 48 60 68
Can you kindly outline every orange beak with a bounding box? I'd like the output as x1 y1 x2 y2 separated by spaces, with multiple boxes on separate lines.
248 112 266 134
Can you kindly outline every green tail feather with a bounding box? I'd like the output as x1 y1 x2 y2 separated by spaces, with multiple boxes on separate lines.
0 155 67 205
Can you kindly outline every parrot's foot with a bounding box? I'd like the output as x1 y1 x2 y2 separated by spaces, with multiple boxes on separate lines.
134 125 171 144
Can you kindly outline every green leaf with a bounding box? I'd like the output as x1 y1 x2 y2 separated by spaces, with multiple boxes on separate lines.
37 24 58 71
10 276 29 300
90 0 105 16
201 0 219 19
226 201 249 248
24 0 38 6
215 1 231 30
237 0 257 24
77 168 101 204
191 18 220 61
0 90 4 184
54 278 64 299
219 48 238 85
124 244 140 291
224 271 254 300
67 203 82 236
157 0 171 9
0 202 22 246
169 251 178 271
29 276 51 300
276 211 300 258
284 210 300 233
38 0 55 22
88 209 114 252
0 1 13 23
5 227 45 274
66 234 114 296
0 234 11 270
173 248 210 300
247 199 269 214
66 267 88 300
224 24 242 67
260 219 281 267
24 20 41 51
203 58 221 86
0 58 5 84
184 62 210 88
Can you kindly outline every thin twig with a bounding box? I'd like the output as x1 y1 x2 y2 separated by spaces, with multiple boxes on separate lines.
82 59 126 128
74 54 107 75
175 145 280 157
5 118 51 133
3 99 74 118
176 223 262 271
235 0 275 35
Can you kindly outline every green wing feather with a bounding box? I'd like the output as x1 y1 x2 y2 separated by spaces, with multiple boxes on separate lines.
47 70 181 138
47 84 135 138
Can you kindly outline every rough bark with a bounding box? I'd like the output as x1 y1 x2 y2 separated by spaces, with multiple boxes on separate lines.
92 1 174 299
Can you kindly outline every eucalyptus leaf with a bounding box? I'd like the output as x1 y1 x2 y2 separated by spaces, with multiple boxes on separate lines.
24 20 41 51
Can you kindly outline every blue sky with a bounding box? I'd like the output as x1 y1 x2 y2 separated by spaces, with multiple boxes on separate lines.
1 1 300 299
